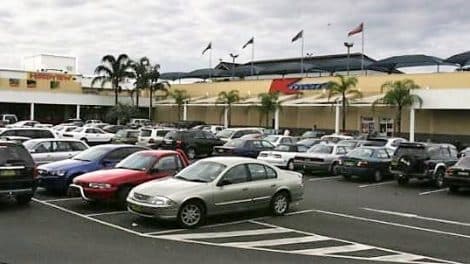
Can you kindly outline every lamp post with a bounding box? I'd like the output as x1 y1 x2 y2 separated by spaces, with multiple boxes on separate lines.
305 52 313 77
344 42 353 76
229 53 239 79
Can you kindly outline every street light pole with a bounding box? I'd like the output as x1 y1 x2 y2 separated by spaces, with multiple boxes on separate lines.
344 42 353 76
229 53 239 79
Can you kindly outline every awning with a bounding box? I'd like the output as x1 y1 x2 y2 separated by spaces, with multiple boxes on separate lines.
184 68 229 79
367 54 454 73
445 51 470 67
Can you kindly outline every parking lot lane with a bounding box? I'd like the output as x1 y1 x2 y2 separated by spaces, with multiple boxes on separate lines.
46 198 124 215
358 181 395 188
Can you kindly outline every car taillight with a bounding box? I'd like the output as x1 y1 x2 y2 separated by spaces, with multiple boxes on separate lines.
357 161 368 167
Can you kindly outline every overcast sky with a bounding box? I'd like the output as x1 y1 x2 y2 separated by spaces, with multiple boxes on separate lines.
1 0 469 74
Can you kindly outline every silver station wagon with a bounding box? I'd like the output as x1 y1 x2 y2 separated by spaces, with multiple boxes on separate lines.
127 157 304 228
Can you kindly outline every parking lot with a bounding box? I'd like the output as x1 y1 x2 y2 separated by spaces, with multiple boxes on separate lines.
3 172 470 264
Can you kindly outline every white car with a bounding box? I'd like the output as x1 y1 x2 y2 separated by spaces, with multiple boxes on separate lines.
85 119 102 124
23 138 89 165
137 127 175 148
263 135 297 147
193 125 225 135
63 127 114 144
216 127 264 142
258 144 309 170
34 124 53 128
321 134 354 143
56 125 78 138
293 143 351 174
7 120 40 128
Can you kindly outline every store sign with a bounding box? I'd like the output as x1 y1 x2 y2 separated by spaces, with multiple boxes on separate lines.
28 72 72 81
269 78 329 94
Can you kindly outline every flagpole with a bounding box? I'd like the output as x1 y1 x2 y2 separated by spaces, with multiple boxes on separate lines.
251 40 254 76
361 26 364 74
209 47 212 80
300 33 304 75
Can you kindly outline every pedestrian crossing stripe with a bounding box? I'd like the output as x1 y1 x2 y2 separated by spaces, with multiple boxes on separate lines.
154 221 460 264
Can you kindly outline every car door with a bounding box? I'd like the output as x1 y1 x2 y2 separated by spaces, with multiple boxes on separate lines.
373 148 392 175
246 163 279 209
212 164 253 213
54 141 75 161
32 141 54 164
191 130 207 154
148 155 181 181
93 128 107 143
84 128 96 142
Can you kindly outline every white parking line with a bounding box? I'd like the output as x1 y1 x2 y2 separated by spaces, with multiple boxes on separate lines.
358 181 395 188
157 227 291 240
308 176 342 182
419 188 448 195
313 209 470 239
145 229 186 235
285 209 315 216
39 197 83 203
86 211 129 217
362 208 470 227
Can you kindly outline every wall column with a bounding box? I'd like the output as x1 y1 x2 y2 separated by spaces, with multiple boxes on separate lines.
30 103 35 120
409 107 415 142
274 108 280 132
224 106 229 128
76 104 81 119
183 102 188 121
335 102 340 134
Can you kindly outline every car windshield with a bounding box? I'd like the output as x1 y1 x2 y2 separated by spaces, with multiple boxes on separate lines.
116 153 156 171
22 140 38 150
175 161 226 183
302 131 315 137
0 144 34 166
140 129 152 137
224 139 245 148
72 127 83 133
348 148 374 159
73 147 110 161
264 135 279 143
116 130 127 137
308 144 333 154
337 140 357 147
395 146 428 158
456 157 470 168
217 129 235 138
274 145 292 152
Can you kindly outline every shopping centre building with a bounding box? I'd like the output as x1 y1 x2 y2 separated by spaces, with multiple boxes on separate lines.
1 52 470 143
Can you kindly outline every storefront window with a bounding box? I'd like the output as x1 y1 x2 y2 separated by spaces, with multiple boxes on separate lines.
50 80 60 89
9 78 19 87
26 79 36 88
360 117 375 134
379 118 394 137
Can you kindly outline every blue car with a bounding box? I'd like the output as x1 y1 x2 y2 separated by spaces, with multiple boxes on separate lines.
37 144 147 193
212 139 275 158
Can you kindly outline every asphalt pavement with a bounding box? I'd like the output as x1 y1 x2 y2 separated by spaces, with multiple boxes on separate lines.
1 173 470 264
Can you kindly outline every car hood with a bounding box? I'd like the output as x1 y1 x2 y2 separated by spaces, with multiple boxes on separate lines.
74 169 146 184
132 177 206 198
296 153 333 159
38 159 90 171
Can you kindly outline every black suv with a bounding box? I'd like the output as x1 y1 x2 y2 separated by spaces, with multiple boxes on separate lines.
160 130 224 159
390 142 458 187
0 141 37 204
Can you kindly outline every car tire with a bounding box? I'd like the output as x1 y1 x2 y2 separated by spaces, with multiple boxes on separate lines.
178 200 205 228
270 191 290 216
15 193 32 205
186 148 196 160
373 170 383 182
397 175 409 186
287 160 295 171
448 185 459 194
434 169 446 188
117 186 133 208
330 163 339 176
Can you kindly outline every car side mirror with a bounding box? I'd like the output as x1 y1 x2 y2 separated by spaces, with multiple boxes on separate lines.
217 179 232 187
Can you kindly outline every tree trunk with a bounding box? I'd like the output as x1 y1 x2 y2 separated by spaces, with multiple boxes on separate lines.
396 106 402 135
177 105 182 121
149 89 153 121
114 87 119 105
266 112 269 128
136 89 140 108
228 105 232 127
342 92 346 132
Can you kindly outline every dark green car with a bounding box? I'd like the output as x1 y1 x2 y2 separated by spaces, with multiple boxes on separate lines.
338 146 393 182
111 129 139 145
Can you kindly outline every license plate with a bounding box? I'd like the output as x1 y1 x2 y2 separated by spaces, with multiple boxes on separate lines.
0 170 16 177
345 162 355 166
458 171 469 176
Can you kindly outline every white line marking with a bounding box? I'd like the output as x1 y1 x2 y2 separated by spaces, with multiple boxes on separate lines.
157 227 290 240
419 188 448 195
293 244 374 255
371 253 434 262
358 181 395 188
308 176 342 182
40 197 83 202
313 209 470 240
285 209 315 216
86 211 128 217
362 208 470 227
221 235 329 247
145 229 186 235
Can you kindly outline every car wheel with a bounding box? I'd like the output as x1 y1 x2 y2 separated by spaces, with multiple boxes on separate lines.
186 148 196 160
448 185 459 194
270 191 290 216
117 186 133 208
373 170 383 182
434 169 446 188
178 200 205 228
287 160 295 171
397 175 409 186
330 163 339 176
15 194 32 205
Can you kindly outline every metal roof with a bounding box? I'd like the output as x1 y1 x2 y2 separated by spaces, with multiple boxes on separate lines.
445 51 470 67
367 54 455 73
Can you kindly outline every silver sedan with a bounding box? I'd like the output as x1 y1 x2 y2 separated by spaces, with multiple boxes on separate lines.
127 156 304 228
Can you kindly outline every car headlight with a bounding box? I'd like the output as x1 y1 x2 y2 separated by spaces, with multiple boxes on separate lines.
88 182 112 189
148 196 176 206
51 170 66 177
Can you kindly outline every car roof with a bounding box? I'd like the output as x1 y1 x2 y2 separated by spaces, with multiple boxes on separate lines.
135 150 179 156
24 138 84 143
201 156 269 166
92 144 146 150
224 127 263 131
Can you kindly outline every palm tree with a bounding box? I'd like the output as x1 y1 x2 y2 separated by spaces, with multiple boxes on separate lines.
257 92 282 128
327 75 362 132
170 89 190 121
216 90 240 127
131 57 151 108
372 79 423 135
92 54 135 105
147 64 170 120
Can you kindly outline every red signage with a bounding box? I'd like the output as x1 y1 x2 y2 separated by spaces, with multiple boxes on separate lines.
269 78 302 94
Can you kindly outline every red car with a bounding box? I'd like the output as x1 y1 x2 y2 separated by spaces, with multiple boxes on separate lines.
70 149 189 206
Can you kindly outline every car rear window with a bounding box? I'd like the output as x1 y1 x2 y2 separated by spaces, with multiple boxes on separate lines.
140 129 152 137
395 145 428 158
0 144 34 166
164 131 182 140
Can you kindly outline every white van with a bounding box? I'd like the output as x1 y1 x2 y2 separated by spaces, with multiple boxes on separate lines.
137 127 176 148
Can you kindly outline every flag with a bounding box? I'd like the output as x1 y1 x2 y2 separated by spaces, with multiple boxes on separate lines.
348 23 364 36
291 30 303 42
202 42 212 55
242 37 254 49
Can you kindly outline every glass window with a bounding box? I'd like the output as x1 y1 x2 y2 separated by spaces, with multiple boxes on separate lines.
251 140 263 149
222 165 249 184
261 140 274 148
281 137 292 144
274 145 291 152
156 130 169 137
232 131 243 139
308 144 333 154
95 129 104 134
55 141 72 152
349 148 374 159
265 166 277 179
38 130 54 138
175 161 226 183
225 139 246 148
297 145 308 153
117 153 157 171
85 128 94 134
70 141 87 151
140 129 152 137
336 146 347 155
264 135 279 143
439 148 451 158
248 164 267 181
203 131 216 139
0 144 34 166
35 142 53 153
105 147 142 160
155 155 178 171
216 129 235 138
193 131 205 139
374 149 390 159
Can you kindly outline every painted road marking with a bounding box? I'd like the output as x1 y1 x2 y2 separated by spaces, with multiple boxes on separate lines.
85 211 129 217
285 209 315 216
292 244 374 255
221 235 329 247
40 197 83 203
308 176 342 182
419 189 448 195
362 208 470 227
358 181 395 188
157 228 290 240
